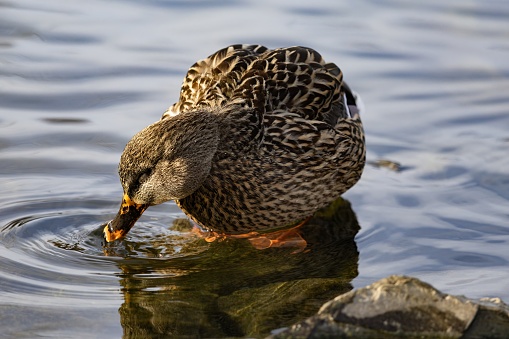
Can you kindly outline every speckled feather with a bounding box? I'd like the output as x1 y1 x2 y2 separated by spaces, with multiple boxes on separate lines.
158 44 366 234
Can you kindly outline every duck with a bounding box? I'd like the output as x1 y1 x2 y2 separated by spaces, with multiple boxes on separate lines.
103 44 366 248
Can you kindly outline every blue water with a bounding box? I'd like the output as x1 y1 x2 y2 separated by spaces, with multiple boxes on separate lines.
1 0 509 337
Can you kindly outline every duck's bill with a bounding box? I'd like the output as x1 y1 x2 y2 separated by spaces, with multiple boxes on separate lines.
103 194 148 242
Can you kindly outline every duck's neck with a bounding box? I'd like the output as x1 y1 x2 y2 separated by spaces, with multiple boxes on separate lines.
160 109 220 199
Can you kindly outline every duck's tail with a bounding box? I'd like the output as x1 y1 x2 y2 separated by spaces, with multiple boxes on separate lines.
343 82 364 119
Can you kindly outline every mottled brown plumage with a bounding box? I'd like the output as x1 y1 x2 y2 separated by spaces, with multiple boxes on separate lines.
104 44 365 241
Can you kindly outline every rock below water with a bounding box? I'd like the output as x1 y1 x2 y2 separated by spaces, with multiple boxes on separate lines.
269 275 509 339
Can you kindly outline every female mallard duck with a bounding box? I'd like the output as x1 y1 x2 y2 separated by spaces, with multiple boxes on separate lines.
104 44 365 246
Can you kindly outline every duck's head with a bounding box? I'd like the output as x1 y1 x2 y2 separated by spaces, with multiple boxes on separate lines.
103 111 219 242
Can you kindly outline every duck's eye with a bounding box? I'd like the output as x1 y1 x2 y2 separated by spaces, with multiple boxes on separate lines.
137 170 151 184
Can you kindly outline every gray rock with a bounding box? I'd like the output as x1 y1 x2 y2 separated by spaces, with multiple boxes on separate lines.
269 275 509 338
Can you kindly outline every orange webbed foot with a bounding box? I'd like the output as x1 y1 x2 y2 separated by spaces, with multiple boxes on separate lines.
247 227 307 253
246 217 311 253
191 217 311 253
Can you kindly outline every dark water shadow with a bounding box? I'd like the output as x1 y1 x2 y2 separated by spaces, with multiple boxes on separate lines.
40 117 90 124
108 198 360 338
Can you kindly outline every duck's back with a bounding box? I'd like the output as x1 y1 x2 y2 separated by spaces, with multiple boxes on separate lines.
165 44 348 122
170 45 365 234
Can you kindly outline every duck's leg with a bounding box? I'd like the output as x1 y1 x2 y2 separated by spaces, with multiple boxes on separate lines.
190 226 223 242
246 217 312 253
191 217 312 253
191 225 258 242
205 230 259 242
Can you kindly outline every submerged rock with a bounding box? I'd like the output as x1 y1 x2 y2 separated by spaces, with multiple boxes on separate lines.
269 275 509 338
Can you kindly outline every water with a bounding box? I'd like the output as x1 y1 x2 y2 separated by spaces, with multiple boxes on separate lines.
1 0 509 337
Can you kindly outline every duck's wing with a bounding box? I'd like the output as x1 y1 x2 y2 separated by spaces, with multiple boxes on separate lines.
220 46 358 144
227 46 355 125
164 45 352 122
163 44 268 117
164 45 362 155
229 47 364 176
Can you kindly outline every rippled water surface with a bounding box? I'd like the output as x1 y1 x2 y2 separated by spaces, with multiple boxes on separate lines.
1 0 509 337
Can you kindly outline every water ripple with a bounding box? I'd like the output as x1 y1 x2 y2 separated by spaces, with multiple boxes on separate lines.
0 193 361 337
0 197 120 307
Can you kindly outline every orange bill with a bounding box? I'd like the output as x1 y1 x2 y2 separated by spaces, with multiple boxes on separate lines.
103 194 148 242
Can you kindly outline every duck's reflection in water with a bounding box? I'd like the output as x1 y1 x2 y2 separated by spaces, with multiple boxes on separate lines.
114 198 360 338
